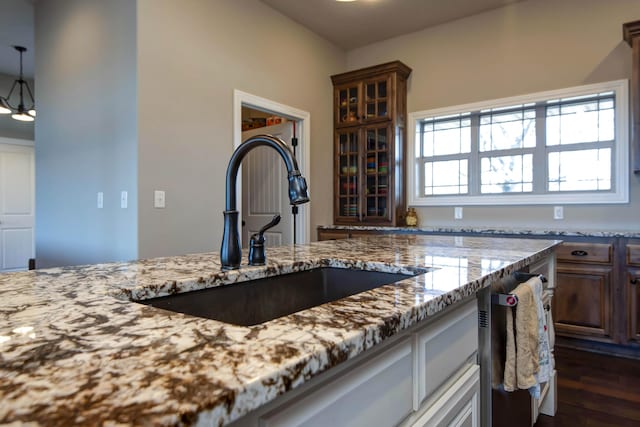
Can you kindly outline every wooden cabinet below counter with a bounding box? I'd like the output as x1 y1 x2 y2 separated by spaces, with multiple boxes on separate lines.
317 229 351 241
554 263 614 342
626 243 640 344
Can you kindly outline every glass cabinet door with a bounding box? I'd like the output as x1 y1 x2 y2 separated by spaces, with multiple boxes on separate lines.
336 84 360 126
363 76 390 121
364 125 392 221
337 130 360 220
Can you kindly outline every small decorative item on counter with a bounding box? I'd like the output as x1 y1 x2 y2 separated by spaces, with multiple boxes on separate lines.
405 207 418 227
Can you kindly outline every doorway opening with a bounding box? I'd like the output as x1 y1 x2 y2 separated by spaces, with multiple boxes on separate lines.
0 137 35 271
233 90 311 248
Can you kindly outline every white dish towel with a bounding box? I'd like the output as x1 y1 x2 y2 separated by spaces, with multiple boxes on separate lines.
526 276 553 399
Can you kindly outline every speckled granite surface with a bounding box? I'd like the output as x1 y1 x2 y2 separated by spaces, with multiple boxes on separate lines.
318 225 640 238
0 235 559 426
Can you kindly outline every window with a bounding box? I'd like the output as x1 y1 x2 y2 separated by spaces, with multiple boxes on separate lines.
408 80 629 206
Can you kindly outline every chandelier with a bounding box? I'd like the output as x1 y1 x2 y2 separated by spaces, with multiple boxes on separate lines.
0 46 36 122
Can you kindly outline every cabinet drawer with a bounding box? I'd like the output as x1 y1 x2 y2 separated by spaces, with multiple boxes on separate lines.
410 364 480 427
261 338 413 427
627 244 640 267
416 299 478 404
556 242 612 264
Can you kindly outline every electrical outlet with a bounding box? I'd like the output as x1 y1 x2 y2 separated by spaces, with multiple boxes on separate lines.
454 207 463 220
121 191 128 209
97 192 103 209
154 190 166 208
553 206 564 220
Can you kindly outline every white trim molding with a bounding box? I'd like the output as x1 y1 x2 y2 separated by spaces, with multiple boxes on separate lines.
407 79 630 206
0 136 34 147
233 89 311 244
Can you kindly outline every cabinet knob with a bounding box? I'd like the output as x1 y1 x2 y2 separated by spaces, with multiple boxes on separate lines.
632 278 638 285
571 250 589 257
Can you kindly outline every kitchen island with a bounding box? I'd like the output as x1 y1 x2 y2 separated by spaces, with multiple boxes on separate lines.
0 235 559 426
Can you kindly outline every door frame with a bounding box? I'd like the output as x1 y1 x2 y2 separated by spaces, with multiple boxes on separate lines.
233 90 311 244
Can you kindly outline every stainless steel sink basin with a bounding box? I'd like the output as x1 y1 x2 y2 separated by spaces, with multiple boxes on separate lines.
137 267 420 326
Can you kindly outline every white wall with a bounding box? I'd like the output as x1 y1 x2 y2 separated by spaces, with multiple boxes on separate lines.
35 0 138 267
346 0 640 231
136 0 344 258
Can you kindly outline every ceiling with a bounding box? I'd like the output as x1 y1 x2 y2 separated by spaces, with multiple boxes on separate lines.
0 0 525 79
0 0 34 78
261 0 525 50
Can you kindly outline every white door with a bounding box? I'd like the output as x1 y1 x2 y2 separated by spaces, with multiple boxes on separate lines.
241 121 294 249
0 142 35 272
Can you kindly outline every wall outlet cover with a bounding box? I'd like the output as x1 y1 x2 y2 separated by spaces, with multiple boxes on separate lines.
553 206 564 220
454 207 463 220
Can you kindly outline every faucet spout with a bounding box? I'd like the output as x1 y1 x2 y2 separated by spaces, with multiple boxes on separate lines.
221 134 309 270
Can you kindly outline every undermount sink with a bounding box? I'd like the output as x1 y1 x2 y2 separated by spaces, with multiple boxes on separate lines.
137 267 422 326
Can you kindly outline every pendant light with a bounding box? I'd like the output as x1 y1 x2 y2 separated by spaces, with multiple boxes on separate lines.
0 46 36 122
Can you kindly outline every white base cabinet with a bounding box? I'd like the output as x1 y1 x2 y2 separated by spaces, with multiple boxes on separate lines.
226 299 479 427
408 365 480 427
261 338 414 427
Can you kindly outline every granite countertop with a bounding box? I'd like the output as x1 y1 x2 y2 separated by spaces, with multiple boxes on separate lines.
0 235 559 426
318 224 640 238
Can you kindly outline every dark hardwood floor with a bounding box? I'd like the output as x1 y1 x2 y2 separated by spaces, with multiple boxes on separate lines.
535 346 640 427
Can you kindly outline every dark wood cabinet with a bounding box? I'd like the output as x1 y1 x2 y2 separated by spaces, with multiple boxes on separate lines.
554 264 614 342
553 240 619 345
623 20 640 174
331 61 411 226
317 229 350 241
626 243 640 343
627 269 640 343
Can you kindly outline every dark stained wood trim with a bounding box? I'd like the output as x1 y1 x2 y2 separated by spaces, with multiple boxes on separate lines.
331 61 412 85
623 20 640 46
623 20 640 174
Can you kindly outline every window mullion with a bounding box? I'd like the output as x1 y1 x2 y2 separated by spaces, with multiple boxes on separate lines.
418 124 425 197
533 104 547 194
469 113 480 196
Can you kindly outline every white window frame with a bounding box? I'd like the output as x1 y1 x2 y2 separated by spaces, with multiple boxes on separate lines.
407 79 629 206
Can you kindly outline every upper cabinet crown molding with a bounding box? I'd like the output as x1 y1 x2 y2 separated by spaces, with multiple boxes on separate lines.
623 20 640 45
331 61 412 86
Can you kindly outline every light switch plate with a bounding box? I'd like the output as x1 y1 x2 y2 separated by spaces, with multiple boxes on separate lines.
97 192 103 209
121 191 128 209
154 190 166 208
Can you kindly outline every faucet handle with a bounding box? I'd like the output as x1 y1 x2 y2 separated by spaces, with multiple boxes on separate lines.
248 214 281 266
257 214 281 236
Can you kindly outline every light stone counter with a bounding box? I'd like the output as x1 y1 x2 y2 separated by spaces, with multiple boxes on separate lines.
0 235 559 426
318 224 640 238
